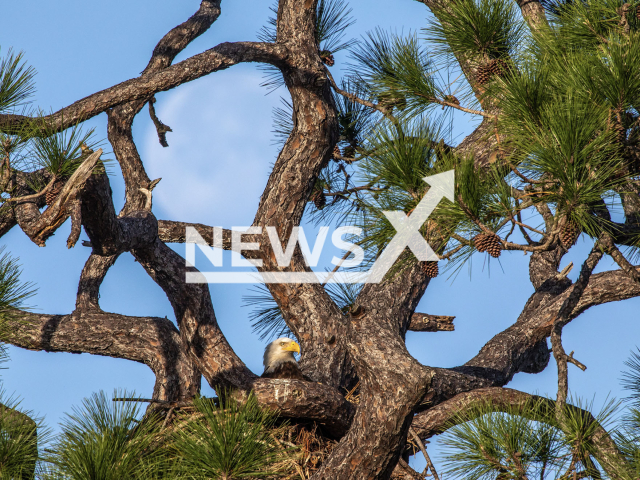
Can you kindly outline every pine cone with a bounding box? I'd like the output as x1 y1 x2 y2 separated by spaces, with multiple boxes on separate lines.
560 220 580 248
45 179 65 206
310 190 326 210
476 59 510 85
474 233 502 258
488 58 510 78
319 50 335 66
637 4 640 19
332 145 342 160
475 62 493 85
422 261 439 278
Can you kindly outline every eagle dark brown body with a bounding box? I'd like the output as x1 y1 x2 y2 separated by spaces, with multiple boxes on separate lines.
261 360 309 381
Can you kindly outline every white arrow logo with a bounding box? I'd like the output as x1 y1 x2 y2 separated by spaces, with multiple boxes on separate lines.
185 169 455 284
365 170 455 283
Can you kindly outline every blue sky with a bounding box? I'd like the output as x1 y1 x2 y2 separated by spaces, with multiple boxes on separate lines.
3 0 640 470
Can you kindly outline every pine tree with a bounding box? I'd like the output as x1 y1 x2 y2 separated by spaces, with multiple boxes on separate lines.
3 0 640 478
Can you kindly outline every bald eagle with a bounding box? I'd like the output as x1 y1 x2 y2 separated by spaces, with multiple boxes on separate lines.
261 337 308 380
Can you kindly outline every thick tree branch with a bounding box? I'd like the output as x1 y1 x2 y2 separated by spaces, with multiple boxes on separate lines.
514 0 549 29
551 245 603 421
142 0 223 74
240 0 352 390
80 172 158 255
76 253 121 311
14 149 102 247
158 220 233 249
423 260 640 410
314 260 435 479
4 309 200 402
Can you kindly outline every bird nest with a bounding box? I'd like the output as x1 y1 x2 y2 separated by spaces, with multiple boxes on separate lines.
271 422 338 479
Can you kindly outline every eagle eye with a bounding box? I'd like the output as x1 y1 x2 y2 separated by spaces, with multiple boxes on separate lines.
280 342 286 346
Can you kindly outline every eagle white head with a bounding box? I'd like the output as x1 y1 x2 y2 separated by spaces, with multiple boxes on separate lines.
263 337 300 373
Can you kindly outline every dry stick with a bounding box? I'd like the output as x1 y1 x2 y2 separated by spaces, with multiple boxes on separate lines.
550 245 603 422
439 242 466 260
504 218 517 242
2 175 57 204
148 96 173 148
516 204 535 245
457 194 557 253
323 183 384 197
601 234 640 284
556 262 574 280
161 406 175 430
323 66 397 123
425 95 494 118
113 397 196 408
409 427 440 480
510 165 547 185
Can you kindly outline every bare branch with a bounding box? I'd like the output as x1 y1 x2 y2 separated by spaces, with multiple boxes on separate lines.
148 96 172 147
601 234 640 284
551 244 603 421
324 65 395 120
409 427 440 480
0 43 285 135
2 175 57 204
76 253 121 311
142 0 222 74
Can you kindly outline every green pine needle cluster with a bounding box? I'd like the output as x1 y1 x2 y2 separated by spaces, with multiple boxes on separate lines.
169 394 286 479
45 391 166 480
243 281 363 341
348 29 436 117
439 395 623 479
0 48 36 114
258 0 355 92
41 391 287 480
291 0 640 284
436 352 640 479
426 0 525 62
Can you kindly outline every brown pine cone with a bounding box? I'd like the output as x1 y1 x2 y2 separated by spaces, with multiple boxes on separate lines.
486 241 502 258
560 219 580 248
474 233 502 258
489 58 510 78
45 180 65 206
332 145 342 160
475 63 493 85
319 51 335 66
422 261 439 278
310 190 326 210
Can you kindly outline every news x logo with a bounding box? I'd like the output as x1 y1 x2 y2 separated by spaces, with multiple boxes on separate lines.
185 170 454 284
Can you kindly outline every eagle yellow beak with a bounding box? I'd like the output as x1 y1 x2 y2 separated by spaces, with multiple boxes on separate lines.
284 341 300 353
